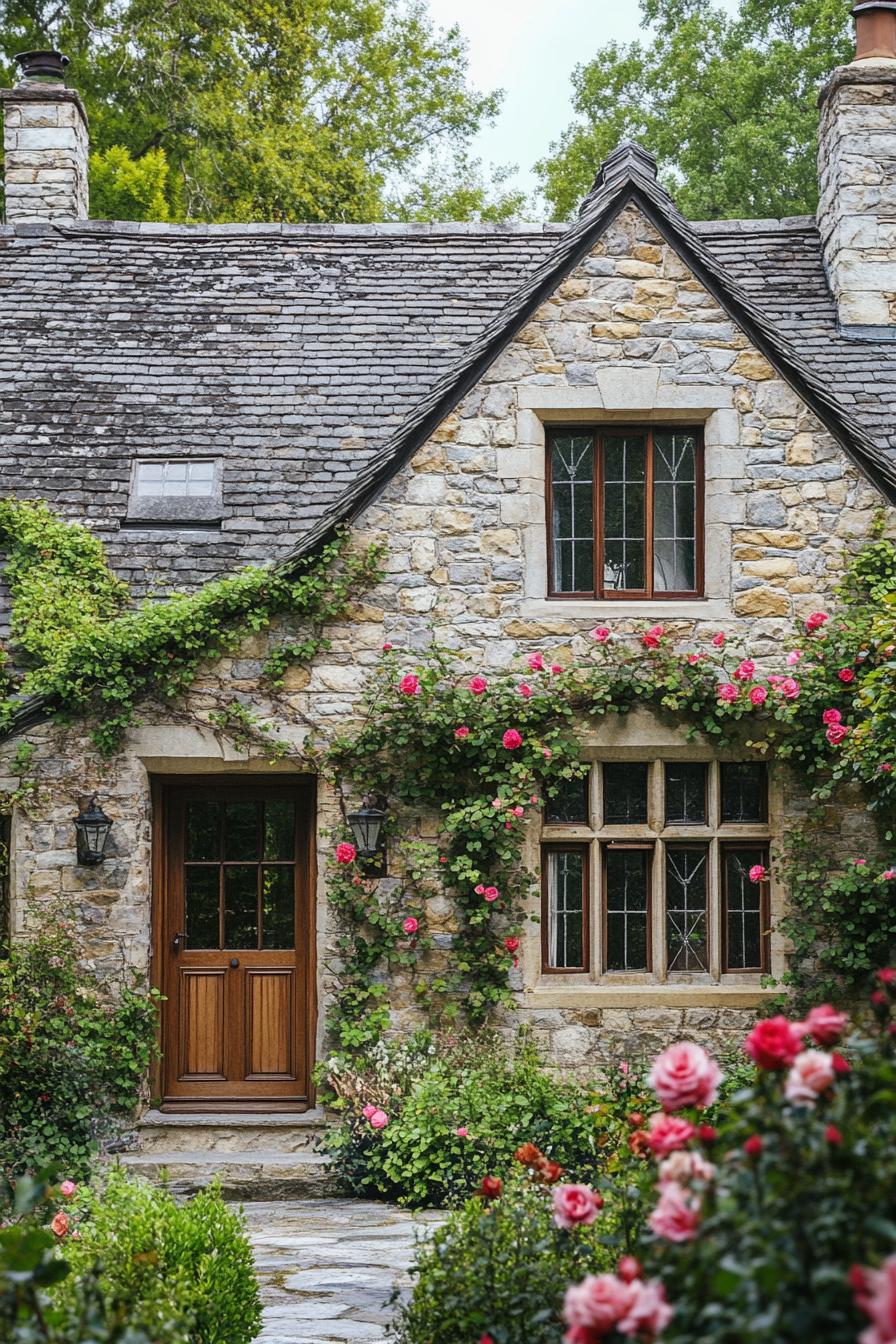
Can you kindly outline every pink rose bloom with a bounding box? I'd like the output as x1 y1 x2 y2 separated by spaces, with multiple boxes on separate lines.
827 723 850 745
491 798 502 808
786 649 802 665
455 1127 469 1138
527 652 545 671
51 1212 69 1238
399 673 420 696
591 626 611 643
618 1279 674 1340
743 1016 804 1069
749 686 768 706
785 1050 836 1106
369 1109 389 1129
645 1112 696 1157
779 677 801 699
854 1255 896 1344
838 668 855 684
733 659 755 682
552 1183 604 1230
822 708 842 726
517 682 533 698
687 653 700 665
402 916 419 935
649 1181 701 1243
382 642 393 652
483 886 500 902
805 611 828 631
648 1041 722 1111
564 1275 637 1334
543 747 553 759
748 864 767 884
883 871 896 881
474 883 486 894
658 1151 716 1186
805 1003 847 1047
717 683 739 703
454 726 470 739
511 805 524 818
362 1104 377 1119
642 625 664 650
469 676 488 695
502 729 523 750
711 632 726 648
335 842 357 865
59 1180 77 1199
550 664 563 675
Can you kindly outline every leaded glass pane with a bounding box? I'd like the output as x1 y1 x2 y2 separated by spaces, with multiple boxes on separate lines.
725 847 767 969
665 763 707 825
603 434 646 590
224 865 258 948
603 763 649 825
666 846 709 972
262 866 295 949
605 848 649 971
546 850 585 969
264 800 295 860
546 774 589 824
186 800 220 861
721 763 768 823
224 801 260 860
653 433 697 592
185 866 220 948
551 435 594 593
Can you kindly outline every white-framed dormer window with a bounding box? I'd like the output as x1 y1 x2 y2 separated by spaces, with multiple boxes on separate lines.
134 459 217 499
126 458 223 527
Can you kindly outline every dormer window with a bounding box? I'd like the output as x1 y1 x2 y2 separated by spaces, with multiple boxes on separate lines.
126 458 223 529
547 427 703 599
134 460 217 498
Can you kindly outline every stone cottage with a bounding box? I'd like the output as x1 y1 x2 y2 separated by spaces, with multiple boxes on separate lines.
1 5 895 1167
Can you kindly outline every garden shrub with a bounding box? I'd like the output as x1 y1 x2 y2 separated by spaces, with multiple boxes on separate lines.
323 1031 599 1207
0 916 161 1180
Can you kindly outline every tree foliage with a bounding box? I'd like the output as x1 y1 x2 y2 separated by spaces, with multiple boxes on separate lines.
537 0 855 221
0 0 517 222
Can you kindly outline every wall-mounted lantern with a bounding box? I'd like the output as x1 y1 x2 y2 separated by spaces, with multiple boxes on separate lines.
346 795 388 872
74 796 113 866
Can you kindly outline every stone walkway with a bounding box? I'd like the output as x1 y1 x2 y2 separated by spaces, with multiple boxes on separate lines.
242 1200 445 1344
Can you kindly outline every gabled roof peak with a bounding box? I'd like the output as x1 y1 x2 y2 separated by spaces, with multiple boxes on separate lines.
579 139 661 216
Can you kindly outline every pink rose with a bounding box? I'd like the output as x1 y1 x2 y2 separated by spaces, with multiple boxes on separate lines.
518 683 533 698
368 1109 389 1129
658 1151 716 1186
362 1103 377 1119
838 668 855 684
527 652 545 671
552 1183 604 1230
822 708 842 726
454 726 470 739
335 842 357 865
502 729 523 750
883 871 896 881
827 723 850 745
645 1112 696 1157
474 884 486 894
50 1212 69 1237
469 676 488 695
733 659 755 682
717 683 739 703
483 886 500 903
648 1041 722 1111
382 642 393 652
853 1255 896 1344
711 632 726 648
455 1127 469 1138
642 625 664 650
748 864 767 884
591 626 611 643
805 611 828 632
491 798 502 809
786 649 802 665
59 1180 77 1199
618 1279 674 1339
749 686 768 706
550 664 563 675
744 1016 804 1070
784 1050 836 1106
399 673 421 696
402 916 419 935
779 677 801 699
649 1181 701 1243
564 1274 637 1334
511 805 524 818
804 1003 847 1046
687 653 700 665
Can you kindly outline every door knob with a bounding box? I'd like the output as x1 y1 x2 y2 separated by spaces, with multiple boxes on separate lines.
230 958 240 968
172 932 186 952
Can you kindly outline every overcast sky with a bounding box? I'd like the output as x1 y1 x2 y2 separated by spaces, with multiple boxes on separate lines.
424 0 741 204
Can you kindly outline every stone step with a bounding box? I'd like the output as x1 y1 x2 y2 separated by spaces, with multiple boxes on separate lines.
135 1109 329 1155
117 1149 340 1201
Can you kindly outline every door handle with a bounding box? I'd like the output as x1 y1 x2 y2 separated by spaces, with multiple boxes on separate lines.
172 932 186 952
230 958 240 968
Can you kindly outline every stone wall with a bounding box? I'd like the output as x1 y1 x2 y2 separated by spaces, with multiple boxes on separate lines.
3 204 889 1072
0 85 88 223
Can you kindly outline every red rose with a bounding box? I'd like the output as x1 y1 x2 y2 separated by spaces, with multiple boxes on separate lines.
504 936 520 953
698 1124 718 1143
838 668 855 684
502 729 523 750
743 1016 804 1070
335 842 357 865
479 1175 502 1200
743 1135 763 1157
824 1125 843 1145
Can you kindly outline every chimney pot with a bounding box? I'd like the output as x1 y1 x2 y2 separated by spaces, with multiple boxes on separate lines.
853 2 896 61
1 49 88 222
14 50 70 83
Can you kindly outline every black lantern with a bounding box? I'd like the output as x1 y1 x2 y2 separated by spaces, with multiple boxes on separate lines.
346 796 387 861
74 796 113 865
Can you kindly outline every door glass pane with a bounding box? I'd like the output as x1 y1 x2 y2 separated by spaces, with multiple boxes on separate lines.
725 847 767 969
224 865 259 948
721 763 768 822
603 763 649 824
185 866 220 948
262 866 295 949
653 433 697 592
665 763 707 825
666 847 709 972
224 801 259 860
605 848 649 971
186 800 220 861
546 774 589 824
602 434 646 590
264 800 296 860
551 435 594 593
546 850 585 969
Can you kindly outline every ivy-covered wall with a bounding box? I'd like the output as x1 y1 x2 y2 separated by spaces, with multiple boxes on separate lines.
1 203 892 1074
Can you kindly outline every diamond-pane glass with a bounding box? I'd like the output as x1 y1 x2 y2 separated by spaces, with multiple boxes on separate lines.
721 764 767 823
653 433 697 591
666 846 709 972
551 436 594 593
665 763 707 825
546 774 589 824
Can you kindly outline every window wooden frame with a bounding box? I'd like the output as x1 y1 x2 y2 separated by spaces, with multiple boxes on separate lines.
541 842 590 974
601 842 655 974
721 841 771 974
545 424 705 601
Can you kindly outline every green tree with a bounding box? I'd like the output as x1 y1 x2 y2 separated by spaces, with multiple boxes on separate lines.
0 0 513 223
537 0 855 221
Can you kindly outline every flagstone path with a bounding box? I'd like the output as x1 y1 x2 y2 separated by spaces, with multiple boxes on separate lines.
242 1199 445 1344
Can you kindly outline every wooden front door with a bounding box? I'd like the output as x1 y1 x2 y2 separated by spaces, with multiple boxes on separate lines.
155 778 315 1111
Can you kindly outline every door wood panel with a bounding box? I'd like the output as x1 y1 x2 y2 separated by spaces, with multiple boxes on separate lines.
153 777 316 1112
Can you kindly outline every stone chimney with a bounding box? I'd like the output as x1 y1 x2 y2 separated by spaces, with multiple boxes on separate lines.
1 50 88 223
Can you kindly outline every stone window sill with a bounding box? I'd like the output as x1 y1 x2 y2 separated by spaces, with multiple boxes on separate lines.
523 985 778 1009
520 598 732 620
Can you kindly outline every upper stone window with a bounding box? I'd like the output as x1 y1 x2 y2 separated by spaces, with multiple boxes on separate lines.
547 426 703 599
126 458 223 528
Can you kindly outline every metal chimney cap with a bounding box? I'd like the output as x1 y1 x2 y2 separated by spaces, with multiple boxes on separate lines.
14 50 69 83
